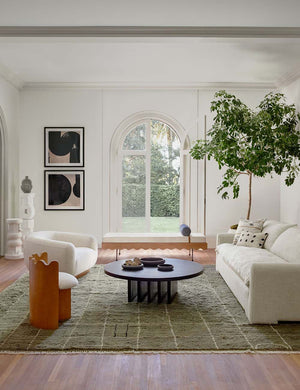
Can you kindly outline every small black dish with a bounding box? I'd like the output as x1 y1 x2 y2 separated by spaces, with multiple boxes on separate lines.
140 257 165 267
157 264 174 272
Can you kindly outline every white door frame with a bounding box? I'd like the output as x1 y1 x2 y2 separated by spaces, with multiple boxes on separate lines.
0 106 8 255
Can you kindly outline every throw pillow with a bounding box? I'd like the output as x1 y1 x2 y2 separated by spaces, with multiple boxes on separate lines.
233 218 265 245
236 232 269 248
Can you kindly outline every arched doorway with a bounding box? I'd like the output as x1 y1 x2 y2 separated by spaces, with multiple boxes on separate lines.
0 107 8 255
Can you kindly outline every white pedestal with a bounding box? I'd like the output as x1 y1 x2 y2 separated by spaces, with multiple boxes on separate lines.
22 219 35 240
5 218 24 260
20 193 35 240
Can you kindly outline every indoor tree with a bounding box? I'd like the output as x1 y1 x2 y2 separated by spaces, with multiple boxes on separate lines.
190 90 300 219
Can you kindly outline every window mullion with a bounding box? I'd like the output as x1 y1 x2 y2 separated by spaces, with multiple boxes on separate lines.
145 120 151 232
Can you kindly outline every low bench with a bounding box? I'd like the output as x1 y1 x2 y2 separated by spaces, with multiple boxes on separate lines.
102 233 207 260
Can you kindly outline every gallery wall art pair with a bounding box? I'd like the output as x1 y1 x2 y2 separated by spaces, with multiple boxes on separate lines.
44 127 85 210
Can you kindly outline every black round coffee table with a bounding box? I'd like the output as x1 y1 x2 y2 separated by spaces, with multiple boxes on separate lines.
104 258 204 304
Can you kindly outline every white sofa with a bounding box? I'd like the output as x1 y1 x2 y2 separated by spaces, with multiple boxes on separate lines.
24 231 98 277
216 220 300 324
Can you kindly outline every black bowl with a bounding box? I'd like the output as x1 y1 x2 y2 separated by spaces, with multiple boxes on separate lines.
157 264 174 272
140 257 165 267
122 263 144 271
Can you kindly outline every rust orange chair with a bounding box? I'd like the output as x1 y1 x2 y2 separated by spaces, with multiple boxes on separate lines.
29 252 78 329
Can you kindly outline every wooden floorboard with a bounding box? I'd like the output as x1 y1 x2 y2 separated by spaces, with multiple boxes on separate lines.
0 249 299 390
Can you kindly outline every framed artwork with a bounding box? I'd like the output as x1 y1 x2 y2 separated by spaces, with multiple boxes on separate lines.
44 127 84 167
44 170 85 210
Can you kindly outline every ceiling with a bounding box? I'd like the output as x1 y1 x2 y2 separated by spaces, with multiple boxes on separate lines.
1 0 300 89
1 0 300 28
0 37 300 88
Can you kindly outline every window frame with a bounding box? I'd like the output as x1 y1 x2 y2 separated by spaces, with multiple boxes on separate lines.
110 112 190 233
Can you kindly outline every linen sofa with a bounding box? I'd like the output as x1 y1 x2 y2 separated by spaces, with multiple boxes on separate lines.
216 220 300 324
24 231 98 277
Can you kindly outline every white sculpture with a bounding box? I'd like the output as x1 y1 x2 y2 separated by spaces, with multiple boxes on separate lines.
5 218 23 259
20 176 35 240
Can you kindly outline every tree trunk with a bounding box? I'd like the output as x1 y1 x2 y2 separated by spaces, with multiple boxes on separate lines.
247 172 252 220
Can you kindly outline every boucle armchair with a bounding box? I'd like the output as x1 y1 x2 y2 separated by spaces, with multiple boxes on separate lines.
24 231 98 277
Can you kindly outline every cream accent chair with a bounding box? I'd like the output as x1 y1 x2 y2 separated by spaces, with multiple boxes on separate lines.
24 231 98 277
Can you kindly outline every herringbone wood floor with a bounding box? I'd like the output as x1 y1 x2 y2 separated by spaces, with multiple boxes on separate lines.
0 249 299 390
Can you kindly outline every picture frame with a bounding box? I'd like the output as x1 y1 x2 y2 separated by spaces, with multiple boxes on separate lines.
44 127 84 167
44 170 85 210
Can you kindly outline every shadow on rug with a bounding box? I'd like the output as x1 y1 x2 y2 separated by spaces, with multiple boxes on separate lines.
0 265 299 352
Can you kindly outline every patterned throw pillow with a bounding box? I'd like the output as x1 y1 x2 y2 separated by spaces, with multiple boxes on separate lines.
233 219 265 245
236 232 269 248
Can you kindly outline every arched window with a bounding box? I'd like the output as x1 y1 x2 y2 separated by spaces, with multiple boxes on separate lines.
110 112 190 233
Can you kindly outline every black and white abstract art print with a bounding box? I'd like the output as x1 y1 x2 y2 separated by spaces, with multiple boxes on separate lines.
44 127 84 167
44 170 85 210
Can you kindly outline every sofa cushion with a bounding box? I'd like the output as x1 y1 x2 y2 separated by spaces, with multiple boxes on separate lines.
102 233 188 243
236 232 268 248
190 233 206 243
75 247 98 275
262 220 297 250
233 219 265 244
216 243 287 287
271 227 300 264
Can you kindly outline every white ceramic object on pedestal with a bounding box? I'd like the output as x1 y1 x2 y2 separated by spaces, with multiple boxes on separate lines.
5 218 24 260
20 193 35 239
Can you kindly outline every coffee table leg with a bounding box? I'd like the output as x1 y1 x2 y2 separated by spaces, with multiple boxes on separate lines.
137 281 148 302
128 280 137 302
167 281 178 303
147 281 158 303
128 280 177 304
158 281 167 303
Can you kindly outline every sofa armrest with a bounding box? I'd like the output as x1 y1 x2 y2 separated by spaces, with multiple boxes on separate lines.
24 237 76 275
53 232 98 252
216 233 235 246
249 263 300 324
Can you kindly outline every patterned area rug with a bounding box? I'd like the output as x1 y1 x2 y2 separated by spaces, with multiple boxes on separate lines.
0 265 299 352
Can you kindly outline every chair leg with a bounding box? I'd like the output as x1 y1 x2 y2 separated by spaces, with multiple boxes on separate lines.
59 289 71 322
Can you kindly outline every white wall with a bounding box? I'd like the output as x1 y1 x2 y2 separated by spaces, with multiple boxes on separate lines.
280 78 300 226
19 86 280 247
20 89 102 239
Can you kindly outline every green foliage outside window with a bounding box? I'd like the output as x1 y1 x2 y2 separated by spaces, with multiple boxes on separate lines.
122 120 180 220
122 184 179 217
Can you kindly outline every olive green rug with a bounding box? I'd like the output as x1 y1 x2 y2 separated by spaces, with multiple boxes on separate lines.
0 265 299 352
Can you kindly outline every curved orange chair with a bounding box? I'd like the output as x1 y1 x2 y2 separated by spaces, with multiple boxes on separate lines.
29 252 78 329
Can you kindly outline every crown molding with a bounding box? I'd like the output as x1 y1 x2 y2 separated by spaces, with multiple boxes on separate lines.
0 26 300 38
276 67 300 88
0 63 23 89
23 81 275 91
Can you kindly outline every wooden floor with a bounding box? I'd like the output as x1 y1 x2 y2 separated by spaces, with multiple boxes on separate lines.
0 249 299 390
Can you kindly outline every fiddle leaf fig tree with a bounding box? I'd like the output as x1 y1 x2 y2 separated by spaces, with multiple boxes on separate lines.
190 90 300 219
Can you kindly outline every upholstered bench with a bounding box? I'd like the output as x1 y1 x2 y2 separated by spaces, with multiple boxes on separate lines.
102 232 207 260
